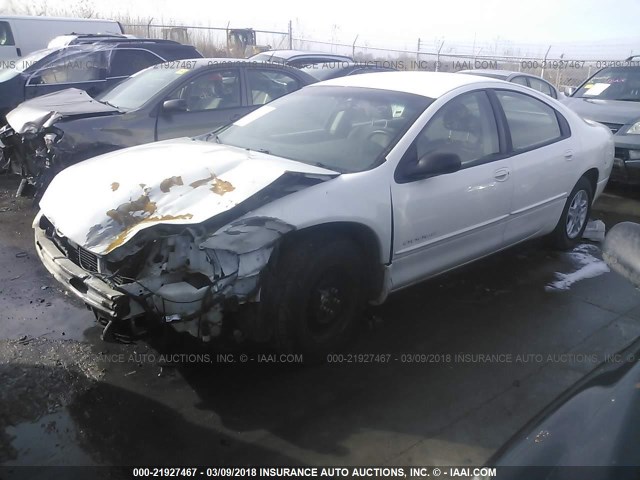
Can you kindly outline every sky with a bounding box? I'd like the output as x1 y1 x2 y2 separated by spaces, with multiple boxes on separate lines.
3 0 640 59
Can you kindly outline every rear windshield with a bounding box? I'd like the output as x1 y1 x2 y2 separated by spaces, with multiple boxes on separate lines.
301 62 353 81
250 53 286 64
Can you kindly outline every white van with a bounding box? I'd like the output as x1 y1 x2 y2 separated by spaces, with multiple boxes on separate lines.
0 16 123 60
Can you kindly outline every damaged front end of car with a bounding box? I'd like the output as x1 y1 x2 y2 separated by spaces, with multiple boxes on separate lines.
35 211 297 343
34 147 339 344
3 87 121 197
0 117 65 196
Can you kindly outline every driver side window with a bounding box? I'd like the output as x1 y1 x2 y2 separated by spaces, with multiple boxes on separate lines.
415 91 499 168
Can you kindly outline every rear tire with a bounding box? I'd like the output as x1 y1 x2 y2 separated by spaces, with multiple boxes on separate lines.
263 234 366 359
551 176 593 250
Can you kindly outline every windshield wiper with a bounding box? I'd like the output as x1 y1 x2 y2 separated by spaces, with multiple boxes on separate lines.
307 161 344 173
101 100 119 109
246 148 271 154
207 133 221 143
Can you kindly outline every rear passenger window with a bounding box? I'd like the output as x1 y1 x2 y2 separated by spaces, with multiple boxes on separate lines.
511 76 528 86
528 78 554 97
247 69 300 105
496 91 562 151
109 49 161 77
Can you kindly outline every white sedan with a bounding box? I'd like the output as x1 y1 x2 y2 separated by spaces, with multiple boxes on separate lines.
34 72 614 355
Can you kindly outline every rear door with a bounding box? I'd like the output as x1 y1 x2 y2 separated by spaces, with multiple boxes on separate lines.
155 67 248 141
390 90 514 289
493 89 575 243
245 67 305 107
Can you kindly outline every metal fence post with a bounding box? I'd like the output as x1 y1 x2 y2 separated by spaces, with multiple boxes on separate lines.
541 44 551 79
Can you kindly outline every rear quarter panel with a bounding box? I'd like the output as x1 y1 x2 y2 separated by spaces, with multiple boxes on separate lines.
558 102 614 201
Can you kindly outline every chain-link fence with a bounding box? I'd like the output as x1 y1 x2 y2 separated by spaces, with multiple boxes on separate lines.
294 37 609 91
122 22 620 92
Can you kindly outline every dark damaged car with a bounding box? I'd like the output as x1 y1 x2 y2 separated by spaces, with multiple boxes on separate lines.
0 38 202 121
1 59 315 195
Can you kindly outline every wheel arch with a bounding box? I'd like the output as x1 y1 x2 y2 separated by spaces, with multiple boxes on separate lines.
582 167 599 197
277 221 387 301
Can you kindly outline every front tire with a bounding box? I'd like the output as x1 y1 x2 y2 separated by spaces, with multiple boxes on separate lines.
551 176 593 250
263 234 367 358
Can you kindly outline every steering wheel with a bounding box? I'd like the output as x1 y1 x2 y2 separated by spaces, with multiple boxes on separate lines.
366 129 395 149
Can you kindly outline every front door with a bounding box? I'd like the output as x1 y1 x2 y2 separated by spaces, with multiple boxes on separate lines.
390 90 514 290
155 68 248 141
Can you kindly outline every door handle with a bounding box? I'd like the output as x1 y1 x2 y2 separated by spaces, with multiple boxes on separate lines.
564 150 574 160
494 168 510 181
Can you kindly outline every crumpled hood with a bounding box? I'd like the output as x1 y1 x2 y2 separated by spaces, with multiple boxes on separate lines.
562 96 640 126
6 88 120 134
39 138 338 255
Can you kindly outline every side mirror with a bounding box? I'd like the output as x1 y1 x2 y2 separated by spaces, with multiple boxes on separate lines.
563 86 576 96
404 152 461 180
162 99 187 112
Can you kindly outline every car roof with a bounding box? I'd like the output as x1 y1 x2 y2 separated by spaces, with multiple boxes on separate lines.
159 57 315 69
253 50 353 60
460 69 551 82
0 15 119 23
305 61 393 68
145 57 316 81
70 37 181 46
459 69 511 79
52 41 194 55
311 71 498 98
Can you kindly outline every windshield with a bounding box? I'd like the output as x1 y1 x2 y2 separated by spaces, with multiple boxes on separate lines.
215 86 432 173
573 67 640 101
0 48 56 82
96 65 186 110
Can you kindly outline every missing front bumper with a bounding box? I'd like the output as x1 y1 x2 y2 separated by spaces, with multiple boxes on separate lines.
34 225 139 319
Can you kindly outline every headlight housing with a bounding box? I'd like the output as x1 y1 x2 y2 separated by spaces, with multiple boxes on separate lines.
43 133 59 149
625 121 640 134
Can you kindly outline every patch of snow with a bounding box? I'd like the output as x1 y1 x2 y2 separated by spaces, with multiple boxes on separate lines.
546 244 610 291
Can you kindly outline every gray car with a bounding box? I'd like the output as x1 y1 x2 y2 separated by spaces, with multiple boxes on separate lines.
562 66 640 185
458 69 559 98
249 49 353 68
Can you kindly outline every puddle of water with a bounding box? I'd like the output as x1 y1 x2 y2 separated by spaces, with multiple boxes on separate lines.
3 409 96 466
